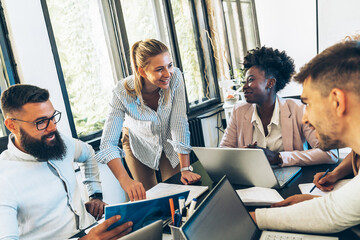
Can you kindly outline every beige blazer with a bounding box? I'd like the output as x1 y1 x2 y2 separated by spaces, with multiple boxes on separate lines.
220 96 338 166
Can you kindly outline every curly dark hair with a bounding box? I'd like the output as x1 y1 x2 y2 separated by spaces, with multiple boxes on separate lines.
243 46 295 92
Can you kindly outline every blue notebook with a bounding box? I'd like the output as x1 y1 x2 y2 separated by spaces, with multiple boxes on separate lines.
105 190 189 231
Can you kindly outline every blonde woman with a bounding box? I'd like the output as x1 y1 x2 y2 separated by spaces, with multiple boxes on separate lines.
96 39 200 201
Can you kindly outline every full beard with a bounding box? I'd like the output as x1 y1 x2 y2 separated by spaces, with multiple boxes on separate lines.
20 128 67 161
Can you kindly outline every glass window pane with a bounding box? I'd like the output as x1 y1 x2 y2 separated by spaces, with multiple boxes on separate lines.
222 0 259 78
46 0 117 137
241 1 257 50
222 1 245 74
193 0 217 101
171 0 204 104
120 0 170 49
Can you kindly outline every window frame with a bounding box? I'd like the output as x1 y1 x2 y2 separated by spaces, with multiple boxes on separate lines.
0 1 21 144
41 0 79 139
110 0 221 114
40 0 260 147
221 0 260 79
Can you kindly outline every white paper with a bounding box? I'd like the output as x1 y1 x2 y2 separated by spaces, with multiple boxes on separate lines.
146 183 208 206
236 187 284 206
298 179 351 196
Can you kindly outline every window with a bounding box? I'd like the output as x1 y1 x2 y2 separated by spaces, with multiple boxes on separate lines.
42 0 221 141
0 1 20 140
114 0 220 111
222 0 260 78
43 0 121 138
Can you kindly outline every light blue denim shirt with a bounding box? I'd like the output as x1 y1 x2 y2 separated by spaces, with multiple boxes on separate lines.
96 67 191 170
0 133 101 239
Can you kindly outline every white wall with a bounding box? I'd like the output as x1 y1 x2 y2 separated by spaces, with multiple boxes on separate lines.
255 0 360 97
2 0 71 136
318 0 360 51
255 0 316 97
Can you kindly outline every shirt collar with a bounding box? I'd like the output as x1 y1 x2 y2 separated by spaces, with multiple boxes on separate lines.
7 133 39 162
251 97 280 126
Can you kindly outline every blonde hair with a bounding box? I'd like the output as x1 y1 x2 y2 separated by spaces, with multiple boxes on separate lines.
125 39 169 103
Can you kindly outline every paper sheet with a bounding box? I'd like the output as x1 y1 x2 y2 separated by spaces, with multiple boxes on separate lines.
298 179 351 196
236 187 284 206
146 183 208 206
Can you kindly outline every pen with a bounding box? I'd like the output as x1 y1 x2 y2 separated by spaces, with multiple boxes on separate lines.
310 169 330 193
178 196 185 215
169 198 175 224
174 209 182 227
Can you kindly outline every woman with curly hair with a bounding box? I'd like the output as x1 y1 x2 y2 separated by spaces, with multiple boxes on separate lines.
220 46 338 166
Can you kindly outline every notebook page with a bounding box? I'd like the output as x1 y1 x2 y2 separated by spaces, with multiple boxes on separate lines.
236 187 284 206
298 179 351 196
146 183 208 206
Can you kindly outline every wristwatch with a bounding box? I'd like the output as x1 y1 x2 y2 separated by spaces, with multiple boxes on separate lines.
180 165 193 172
89 192 103 201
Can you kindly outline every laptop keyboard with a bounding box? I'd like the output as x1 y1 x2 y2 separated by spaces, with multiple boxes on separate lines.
264 233 303 240
273 166 301 186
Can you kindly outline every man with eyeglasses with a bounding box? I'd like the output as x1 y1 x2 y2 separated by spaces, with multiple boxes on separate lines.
0 84 133 239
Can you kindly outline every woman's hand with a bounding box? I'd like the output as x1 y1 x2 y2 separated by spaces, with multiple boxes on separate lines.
119 175 146 201
180 171 201 185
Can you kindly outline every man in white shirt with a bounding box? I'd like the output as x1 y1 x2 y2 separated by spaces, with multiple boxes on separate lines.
0 84 132 239
250 40 360 234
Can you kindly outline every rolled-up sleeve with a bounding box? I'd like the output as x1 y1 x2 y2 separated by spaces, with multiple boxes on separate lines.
95 88 126 164
169 69 192 154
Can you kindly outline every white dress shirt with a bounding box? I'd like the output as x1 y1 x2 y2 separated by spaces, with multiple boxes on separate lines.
251 97 284 153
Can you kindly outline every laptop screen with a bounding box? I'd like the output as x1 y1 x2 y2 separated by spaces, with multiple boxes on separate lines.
182 176 260 240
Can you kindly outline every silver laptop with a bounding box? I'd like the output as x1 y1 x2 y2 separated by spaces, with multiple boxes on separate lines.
192 147 301 189
180 176 338 240
121 220 162 240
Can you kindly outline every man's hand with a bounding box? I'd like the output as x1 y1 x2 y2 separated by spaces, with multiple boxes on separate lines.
85 199 106 220
181 171 201 185
119 176 146 201
271 194 319 207
313 171 339 191
81 215 133 240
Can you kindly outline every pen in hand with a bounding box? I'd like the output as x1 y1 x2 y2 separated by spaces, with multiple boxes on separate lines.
309 169 330 193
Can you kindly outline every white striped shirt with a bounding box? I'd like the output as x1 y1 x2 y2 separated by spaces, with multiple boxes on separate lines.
96 67 191 170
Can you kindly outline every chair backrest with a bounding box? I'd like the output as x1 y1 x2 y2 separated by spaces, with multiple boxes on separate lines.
0 136 8 154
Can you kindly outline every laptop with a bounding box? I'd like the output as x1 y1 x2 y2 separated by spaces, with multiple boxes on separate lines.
179 176 338 240
121 219 163 240
192 147 301 189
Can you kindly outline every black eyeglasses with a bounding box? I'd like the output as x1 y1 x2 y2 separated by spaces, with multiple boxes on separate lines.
11 110 62 131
